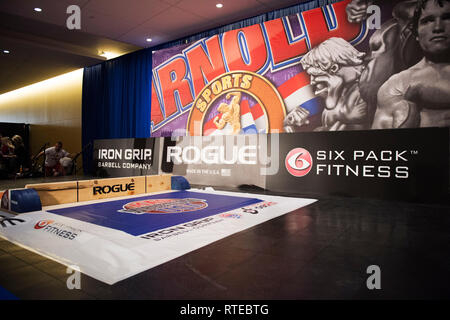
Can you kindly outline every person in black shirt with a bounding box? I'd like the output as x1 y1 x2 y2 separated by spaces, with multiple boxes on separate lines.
11 135 28 175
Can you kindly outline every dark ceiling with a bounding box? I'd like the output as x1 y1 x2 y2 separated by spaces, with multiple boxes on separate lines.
0 0 302 94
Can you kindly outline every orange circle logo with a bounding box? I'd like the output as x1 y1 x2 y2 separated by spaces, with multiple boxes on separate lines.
187 71 286 136
35 220 54 229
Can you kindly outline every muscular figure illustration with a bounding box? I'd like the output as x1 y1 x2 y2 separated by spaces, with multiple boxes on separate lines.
289 37 368 131
372 0 450 128
354 1 423 121
214 92 242 134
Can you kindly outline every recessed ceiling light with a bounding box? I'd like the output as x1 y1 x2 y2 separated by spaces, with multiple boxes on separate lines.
146 38 153 42
99 51 120 60
34 7 42 12
216 3 223 8
3 50 10 54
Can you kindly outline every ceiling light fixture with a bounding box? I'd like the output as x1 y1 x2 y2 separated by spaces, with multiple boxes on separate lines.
3 50 10 54
34 7 42 12
99 51 120 60
216 3 223 8
146 38 153 42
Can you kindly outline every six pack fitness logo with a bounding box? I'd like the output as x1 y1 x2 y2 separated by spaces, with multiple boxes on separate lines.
285 147 410 179
34 219 54 229
119 198 208 215
34 220 81 240
285 148 313 177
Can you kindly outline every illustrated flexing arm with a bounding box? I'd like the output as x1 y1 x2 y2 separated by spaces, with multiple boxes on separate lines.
372 74 420 129
226 91 242 102
227 92 242 134
373 63 450 128
214 92 242 133
213 103 229 130
403 64 450 109
283 106 310 132
226 92 242 116
346 0 374 23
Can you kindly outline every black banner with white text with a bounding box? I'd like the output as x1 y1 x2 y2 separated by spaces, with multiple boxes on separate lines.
268 128 449 201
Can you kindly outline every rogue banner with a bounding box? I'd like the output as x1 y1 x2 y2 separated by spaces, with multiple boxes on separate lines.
161 134 278 188
151 0 450 136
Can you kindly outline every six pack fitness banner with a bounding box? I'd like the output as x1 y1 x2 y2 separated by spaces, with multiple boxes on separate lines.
269 128 449 201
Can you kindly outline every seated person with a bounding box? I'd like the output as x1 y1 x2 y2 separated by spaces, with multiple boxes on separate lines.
37 141 72 177
1 136 14 156
59 156 73 175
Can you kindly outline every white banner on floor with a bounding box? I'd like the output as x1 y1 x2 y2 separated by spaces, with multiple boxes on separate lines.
0 189 316 284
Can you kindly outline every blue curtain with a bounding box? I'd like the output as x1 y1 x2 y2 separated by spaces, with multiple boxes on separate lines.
81 0 339 174
82 49 152 174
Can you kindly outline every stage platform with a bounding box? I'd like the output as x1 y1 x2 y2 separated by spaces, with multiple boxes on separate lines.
0 178 450 299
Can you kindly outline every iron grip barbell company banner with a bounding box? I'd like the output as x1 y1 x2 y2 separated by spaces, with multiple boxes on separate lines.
93 138 157 177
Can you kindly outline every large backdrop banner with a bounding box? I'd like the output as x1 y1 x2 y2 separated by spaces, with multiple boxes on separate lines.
150 0 450 137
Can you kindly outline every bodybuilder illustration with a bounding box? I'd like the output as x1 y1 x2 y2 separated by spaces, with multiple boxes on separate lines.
214 92 242 134
287 37 368 131
372 0 450 128
346 0 423 122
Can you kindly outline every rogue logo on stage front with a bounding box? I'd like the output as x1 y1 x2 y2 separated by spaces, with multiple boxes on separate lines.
93 183 135 195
